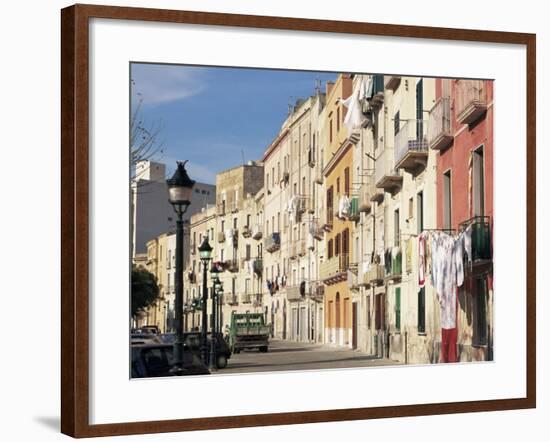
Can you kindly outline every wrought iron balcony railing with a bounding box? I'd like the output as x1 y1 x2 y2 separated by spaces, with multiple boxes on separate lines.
394 119 428 173
428 97 453 151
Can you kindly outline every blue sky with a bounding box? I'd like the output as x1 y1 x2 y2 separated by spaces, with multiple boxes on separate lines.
130 63 337 184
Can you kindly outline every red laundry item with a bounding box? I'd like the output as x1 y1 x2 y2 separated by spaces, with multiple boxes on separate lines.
441 328 458 363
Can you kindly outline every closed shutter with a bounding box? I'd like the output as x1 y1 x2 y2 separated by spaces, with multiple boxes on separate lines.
418 287 425 333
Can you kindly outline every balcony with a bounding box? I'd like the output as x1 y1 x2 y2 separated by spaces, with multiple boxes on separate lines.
252 224 263 240
226 294 238 306
241 293 252 304
314 168 324 185
309 282 325 302
307 148 315 167
242 226 252 238
460 216 492 272
309 220 324 241
385 248 402 282
323 205 334 231
375 149 403 194
428 97 454 151
217 231 225 243
298 239 307 256
455 80 487 125
253 258 263 276
286 284 304 302
265 232 281 253
225 259 239 273
320 253 349 285
367 264 385 285
349 196 360 221
289 242 298 260
216 202 226 216
229 200 239 213
368 180 384 204
358 183 372 214
394 120 428 174
385 75 401 91
306 197 315 214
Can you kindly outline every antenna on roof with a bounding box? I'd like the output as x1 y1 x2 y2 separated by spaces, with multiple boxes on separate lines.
241 149 245 165
315 78 322 95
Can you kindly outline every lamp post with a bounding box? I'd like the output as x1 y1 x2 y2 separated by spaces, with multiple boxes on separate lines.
166 161 195 374
209 275 223 370
198 236 213 365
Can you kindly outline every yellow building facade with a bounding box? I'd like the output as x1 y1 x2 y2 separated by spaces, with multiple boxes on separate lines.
319 75 356 347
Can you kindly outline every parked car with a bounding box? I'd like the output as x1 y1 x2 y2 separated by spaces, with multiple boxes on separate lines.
131 332 161 345
185 332 232 369
137 325 160 335
131 343 210 378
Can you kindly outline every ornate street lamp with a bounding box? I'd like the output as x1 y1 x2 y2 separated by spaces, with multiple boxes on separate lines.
166 161 195 374
198 236 213 365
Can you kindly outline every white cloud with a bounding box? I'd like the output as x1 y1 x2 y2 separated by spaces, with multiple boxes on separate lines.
131 64 205 106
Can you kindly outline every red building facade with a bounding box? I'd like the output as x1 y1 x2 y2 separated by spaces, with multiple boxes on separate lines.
430 78 494 362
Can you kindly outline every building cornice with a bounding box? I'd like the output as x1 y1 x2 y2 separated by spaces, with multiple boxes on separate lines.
323 136 354 177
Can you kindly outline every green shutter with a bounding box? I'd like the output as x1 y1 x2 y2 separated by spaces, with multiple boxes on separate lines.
418 287 425 333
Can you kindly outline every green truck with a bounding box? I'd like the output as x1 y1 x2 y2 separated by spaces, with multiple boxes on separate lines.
227 312 270 353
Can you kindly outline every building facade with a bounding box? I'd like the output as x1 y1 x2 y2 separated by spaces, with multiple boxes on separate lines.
131 160 215 259
319 75 355 348
430 78 494 362
185 162 265 333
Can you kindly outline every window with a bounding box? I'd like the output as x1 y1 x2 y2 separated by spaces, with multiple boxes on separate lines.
418 287 426 333
394 110 400 136
302 177 306 195
233 217 238 229
473 146 485 216
220 249 224 262
245 279 250 294
416 79 424 139
246 244 251 260
246 214 251 228
367 295 371 329
272 168 275 187
344 167 350 196
328 239 334 259
232 278 236 295
336 177 340 194
266 173 269 190
329 119 333 142
221 220 225 232
277 162 280 182
443 171 452 229
336 107 340 131
335 234 341 255
417 191 424 234
277 212 280 231
266 220 269 235
327 186 334 223
394 209 400 247
408 197 414 220
395 287 401 330
474 277 488 345
375 294 384 330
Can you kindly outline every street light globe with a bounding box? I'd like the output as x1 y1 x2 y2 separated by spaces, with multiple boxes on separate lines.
166 160 195 213
198 236 213 261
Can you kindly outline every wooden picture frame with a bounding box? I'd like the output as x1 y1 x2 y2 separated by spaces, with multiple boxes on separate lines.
61 3 536 437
